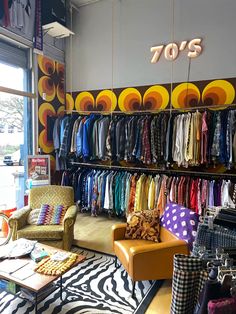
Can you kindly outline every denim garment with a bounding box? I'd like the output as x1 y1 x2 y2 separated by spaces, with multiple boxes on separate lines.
82 114 96 159
76 118 85 157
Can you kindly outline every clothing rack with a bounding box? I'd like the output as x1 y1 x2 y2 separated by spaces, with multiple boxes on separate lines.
68 161 236 180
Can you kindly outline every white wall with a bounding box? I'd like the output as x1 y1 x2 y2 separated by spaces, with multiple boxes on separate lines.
66 0 236 91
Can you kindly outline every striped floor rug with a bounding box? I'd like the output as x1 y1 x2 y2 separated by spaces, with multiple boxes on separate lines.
0 248 162 314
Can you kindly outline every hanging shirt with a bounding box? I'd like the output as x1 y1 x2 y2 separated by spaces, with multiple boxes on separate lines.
148 178 156 210
76 117 85 157
82 114 96 159
128 174 138 214
104 172 113 210
98 117 110 160
221 180 235 208
71 117 82 153
201 111 208 164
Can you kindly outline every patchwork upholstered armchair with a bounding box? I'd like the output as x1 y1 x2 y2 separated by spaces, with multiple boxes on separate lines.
9 185 77 251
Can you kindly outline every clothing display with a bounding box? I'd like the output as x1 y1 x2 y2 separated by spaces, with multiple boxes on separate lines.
197 268 222 314
171 250 236 314
0 0 32 32
54 110 236 312
192 220 236 254
208 297 236 314
53 109 236 170
170 254 208 314
61 167 236 217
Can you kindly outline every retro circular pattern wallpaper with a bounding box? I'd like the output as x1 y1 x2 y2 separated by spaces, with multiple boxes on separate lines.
69 79 236 113
38 55 65 171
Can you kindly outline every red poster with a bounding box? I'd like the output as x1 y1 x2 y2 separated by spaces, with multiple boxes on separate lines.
27 155 50 186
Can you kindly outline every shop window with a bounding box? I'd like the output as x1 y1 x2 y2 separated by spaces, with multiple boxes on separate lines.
0 39 32 212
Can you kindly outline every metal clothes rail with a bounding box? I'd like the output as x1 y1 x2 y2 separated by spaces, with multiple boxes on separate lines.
64 104 236 115
68 161 236 180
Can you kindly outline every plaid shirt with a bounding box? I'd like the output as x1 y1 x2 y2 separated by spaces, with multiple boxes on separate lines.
142 116 152 164
59 117 70 158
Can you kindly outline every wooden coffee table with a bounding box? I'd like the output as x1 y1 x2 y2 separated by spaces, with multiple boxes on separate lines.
0 243 85 313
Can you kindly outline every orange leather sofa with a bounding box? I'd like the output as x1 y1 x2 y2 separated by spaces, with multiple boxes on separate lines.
112 223 189 296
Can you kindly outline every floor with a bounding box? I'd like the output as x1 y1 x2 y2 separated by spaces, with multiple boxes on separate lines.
73 212 172 314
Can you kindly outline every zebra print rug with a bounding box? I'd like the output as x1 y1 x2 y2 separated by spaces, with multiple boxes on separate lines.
0 248 163 314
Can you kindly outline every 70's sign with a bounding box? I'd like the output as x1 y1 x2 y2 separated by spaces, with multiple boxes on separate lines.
150 38 202 63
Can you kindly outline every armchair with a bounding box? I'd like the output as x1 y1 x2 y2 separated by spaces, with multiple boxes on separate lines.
112 223 189 296
9 185 77 251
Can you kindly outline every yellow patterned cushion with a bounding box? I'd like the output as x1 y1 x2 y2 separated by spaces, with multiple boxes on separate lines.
17 224 63 240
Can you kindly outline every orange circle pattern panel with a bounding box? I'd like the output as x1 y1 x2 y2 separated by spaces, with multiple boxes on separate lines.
118 88 142 112
75 92 95 112
38 103 56 127
95 90 117 112
39 129 54 154
202 80 235 107
171 83 201 109
143 85 169 110
38 76 56 102
56 63 65 104
38 55 55 76
66 93 75 112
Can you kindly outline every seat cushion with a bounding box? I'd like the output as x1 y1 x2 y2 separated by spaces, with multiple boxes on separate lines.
114 239 154 272
17 225 63 240
161 202 199 249
37 204 68 225
27 208 41 225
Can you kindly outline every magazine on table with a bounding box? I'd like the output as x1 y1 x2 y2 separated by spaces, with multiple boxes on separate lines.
3 238 37 258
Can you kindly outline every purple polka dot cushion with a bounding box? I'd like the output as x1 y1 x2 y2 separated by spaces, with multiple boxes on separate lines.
160 202 200 250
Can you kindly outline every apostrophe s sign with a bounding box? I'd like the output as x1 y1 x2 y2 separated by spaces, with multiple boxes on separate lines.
151 38 202 63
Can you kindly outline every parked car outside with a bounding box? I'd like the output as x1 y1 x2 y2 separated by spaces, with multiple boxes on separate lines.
3 150 23 166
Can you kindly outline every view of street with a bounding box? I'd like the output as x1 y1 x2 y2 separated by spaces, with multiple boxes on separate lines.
0 164 24 210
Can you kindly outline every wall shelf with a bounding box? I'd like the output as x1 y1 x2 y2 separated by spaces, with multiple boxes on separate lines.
42 22 74 38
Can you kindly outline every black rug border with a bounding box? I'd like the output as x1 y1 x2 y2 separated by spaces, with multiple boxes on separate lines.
73 245 115 257
73 245 164 314
134 280 164 314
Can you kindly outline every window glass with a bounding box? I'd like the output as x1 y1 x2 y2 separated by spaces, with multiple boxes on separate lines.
0 63 24 91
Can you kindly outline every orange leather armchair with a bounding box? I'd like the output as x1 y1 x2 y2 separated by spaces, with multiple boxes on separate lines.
112 223 189 296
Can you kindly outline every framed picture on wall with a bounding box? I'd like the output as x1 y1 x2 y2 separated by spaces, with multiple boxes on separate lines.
27 155 50 186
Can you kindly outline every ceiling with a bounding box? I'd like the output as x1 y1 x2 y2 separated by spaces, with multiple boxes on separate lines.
71 0 102 8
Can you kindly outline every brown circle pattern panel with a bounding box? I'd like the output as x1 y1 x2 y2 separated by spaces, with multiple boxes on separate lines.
118 88 142 112
38 103 56 154
143 85 169 110
202 80 235 107
95 90 117 112
56 62 64 79
56 63 65 104
57 82 65 104
66 93 75 112
38 55 55 75
75 92 95 112
172 83 200 108
38 76 56 102
38 55 65 159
